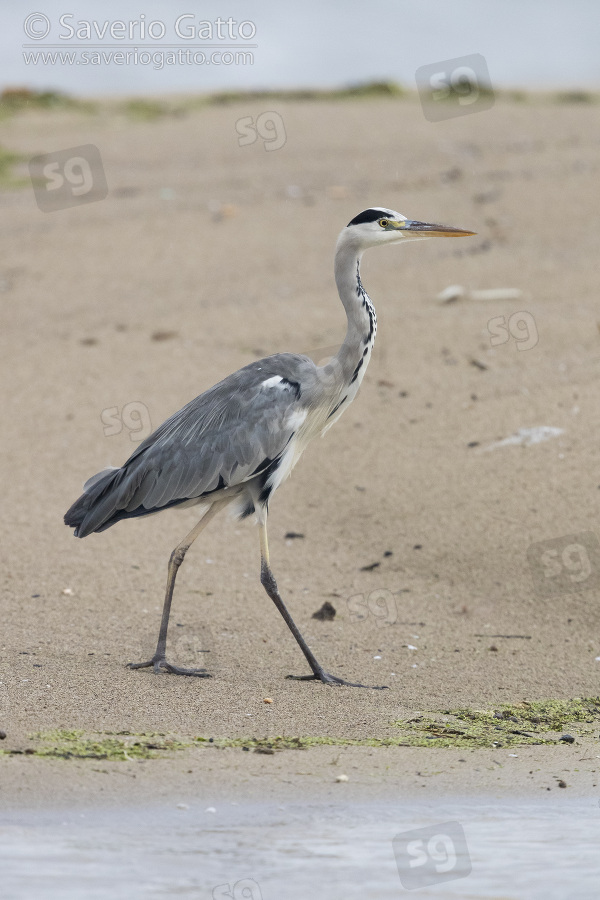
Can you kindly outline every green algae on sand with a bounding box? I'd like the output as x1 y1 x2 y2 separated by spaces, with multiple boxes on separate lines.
7 730 189 760
3 698 599 759
392 697 600 749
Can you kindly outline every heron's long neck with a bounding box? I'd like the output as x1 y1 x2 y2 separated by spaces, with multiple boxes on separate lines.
333 239 377 390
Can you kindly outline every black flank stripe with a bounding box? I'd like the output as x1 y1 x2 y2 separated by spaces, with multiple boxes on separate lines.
281 378 301 400
349 358 363 385
327 396 347 419
257 455 283 504
240 500 255 519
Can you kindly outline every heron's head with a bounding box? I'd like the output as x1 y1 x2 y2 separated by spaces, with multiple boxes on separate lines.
343 207 475 250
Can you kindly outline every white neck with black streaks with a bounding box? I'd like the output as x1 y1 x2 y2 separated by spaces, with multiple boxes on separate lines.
333 241 377 397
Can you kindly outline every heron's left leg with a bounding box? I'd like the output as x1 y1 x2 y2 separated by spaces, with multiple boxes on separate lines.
258 518 387 689
128 500 226 676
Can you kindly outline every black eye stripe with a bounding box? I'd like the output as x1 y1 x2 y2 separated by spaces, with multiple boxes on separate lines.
347 208 395 227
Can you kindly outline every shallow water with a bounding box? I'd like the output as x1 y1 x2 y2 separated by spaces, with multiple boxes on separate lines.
2 797 599 899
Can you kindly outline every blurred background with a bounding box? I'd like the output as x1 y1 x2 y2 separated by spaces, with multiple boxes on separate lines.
3 0 599 96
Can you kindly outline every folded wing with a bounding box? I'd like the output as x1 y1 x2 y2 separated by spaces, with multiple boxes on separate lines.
65 354 315 537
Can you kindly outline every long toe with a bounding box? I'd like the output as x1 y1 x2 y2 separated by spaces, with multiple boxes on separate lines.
286 672 388 689
127 657 211 677
161 661 211 677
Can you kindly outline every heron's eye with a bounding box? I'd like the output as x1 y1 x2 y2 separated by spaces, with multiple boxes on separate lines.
378 219 389 228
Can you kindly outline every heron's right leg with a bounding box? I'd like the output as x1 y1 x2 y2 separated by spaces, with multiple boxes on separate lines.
258 518 387 689
128 501 225 676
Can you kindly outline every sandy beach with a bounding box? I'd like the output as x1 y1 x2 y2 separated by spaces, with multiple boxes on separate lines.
1 92 600 841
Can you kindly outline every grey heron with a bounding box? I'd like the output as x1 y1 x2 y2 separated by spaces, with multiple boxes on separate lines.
65 208 474 687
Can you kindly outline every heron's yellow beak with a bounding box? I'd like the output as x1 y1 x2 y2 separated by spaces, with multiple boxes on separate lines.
399 220 476 237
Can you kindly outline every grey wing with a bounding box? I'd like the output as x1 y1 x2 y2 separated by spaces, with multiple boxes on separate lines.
128 357 311 505
65 354 318 536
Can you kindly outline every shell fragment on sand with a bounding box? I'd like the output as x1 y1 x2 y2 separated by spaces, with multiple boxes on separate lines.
482 427 564 451
435 285 526 304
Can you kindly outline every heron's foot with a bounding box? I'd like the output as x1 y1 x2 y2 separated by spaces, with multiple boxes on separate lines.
127 655 211 677
286 670 388 690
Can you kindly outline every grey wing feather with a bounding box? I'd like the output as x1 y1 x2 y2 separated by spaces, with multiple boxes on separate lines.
65 354 318 537
83 466 119 490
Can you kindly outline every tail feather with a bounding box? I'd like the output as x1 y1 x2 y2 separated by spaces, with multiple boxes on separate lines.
83 466 119 491
65 459 187 537
64 466 129 538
